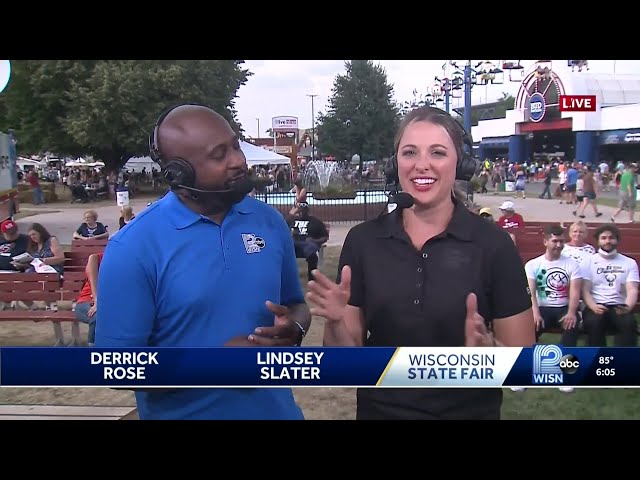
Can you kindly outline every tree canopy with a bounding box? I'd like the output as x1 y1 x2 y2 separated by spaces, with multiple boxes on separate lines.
316 61 399 163
0 60 252 171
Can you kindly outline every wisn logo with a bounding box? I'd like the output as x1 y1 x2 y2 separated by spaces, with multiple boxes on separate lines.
532 345 580 384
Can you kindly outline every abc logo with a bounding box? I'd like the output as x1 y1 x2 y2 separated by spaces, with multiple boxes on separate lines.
559 354 580 374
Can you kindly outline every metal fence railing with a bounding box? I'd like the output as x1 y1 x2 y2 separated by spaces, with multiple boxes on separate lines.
254 189 389 223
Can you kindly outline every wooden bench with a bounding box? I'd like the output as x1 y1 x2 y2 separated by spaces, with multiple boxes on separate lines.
0 272 86 346
71 238 107 253
0 404 136 420
64 251 92 272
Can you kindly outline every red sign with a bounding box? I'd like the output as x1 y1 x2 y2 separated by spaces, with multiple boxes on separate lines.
559 95 597 112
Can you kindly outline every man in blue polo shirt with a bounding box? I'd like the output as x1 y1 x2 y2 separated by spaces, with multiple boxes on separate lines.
95 104 311 420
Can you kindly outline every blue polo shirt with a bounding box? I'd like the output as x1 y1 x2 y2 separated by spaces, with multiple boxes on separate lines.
95 192 306 420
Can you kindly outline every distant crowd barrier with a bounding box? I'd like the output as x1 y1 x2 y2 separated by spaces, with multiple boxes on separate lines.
255 189 388 223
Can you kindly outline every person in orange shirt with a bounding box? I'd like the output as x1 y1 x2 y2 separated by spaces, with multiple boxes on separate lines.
74 252 103 346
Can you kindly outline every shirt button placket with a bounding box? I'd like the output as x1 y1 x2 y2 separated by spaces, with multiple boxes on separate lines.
415 252 427 308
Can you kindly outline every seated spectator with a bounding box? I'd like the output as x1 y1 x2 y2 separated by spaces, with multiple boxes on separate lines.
0 219 30 311
119 206 135 230
479 207 516 245
285 202 329 281
581 224 639 347
73 210 109 240
74 252 103 346
479 207 494 222
562 221 596 266
496 200 525 230
0 219 29 272
21 223 65 275
70 183 89 203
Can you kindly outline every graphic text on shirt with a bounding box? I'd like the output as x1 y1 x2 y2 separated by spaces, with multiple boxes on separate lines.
294 220 309 235
242 233 266 254
596 265 624 286
535 266 569 299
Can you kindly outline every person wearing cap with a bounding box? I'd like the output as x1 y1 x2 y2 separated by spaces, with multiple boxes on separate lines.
0 220 30 312
0 219 29 272
478 207 493 221
285 202 329 281
496 201 525 230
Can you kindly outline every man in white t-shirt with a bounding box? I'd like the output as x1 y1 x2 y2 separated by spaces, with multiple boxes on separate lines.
525 224 583 346
581 224 639 347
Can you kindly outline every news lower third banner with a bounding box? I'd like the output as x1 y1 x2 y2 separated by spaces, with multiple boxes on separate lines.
0 346 636 388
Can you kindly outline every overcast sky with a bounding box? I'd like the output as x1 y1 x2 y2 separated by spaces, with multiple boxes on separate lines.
234 60 640 138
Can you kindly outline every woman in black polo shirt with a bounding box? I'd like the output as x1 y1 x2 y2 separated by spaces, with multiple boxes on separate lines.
307 106 535 420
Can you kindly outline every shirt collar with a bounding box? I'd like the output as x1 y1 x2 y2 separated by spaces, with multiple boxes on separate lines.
377 198 474 242
164 191 254 229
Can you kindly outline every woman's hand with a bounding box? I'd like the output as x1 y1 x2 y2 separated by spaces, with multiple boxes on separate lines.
306 266 351 323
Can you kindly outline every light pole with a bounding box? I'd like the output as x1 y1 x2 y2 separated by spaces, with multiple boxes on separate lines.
307 94 318 162
256 118 260 139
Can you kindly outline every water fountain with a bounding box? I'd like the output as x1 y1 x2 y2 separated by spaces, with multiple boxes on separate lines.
303 160 339 191
303 160 355 200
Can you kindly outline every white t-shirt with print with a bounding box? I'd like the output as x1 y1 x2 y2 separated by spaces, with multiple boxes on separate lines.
562 244 596 273
583 253 640 305
525 254 582 307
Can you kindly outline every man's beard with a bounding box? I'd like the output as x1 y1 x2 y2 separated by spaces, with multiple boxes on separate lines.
191 176 254 215
197 190 249 214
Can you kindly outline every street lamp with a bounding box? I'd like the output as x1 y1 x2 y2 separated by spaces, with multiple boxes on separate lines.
256 118 260 139
307 94 318 161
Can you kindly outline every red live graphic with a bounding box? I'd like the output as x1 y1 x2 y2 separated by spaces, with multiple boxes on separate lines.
559 95 597 112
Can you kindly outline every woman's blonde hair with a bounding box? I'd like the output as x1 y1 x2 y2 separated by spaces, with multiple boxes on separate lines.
122 206 134 220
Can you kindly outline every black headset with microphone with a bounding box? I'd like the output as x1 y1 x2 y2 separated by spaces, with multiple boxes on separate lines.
148 103 250 199
384 108 479 187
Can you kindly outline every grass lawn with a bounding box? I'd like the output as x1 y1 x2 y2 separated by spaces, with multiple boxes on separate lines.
1 245 638 420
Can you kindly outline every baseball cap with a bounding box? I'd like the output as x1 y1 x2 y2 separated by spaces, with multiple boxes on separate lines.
479 207 492 216
499 200 515 211
1 219 17 233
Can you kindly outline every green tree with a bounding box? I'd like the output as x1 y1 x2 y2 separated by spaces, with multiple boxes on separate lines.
0 60 252 171
316 60 399 163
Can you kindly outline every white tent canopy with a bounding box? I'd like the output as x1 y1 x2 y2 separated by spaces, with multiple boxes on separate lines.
241 141 290 167
122 141 291 171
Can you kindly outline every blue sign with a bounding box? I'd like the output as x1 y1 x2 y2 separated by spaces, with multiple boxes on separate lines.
529 92 546 123
599 129 640 145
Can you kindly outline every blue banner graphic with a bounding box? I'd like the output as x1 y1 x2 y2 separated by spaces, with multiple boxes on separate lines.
0 346 637 388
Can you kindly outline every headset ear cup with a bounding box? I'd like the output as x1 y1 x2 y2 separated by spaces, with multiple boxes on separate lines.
456 155 480 182
162 159 195 190
384 155 399 186
455 129 479 181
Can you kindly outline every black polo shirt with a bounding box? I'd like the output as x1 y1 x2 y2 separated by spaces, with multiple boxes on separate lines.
337 200 531 420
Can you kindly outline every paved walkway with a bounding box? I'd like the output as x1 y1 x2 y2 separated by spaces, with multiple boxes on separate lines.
15 197 156 245
325 193 624 247
14 192 625 248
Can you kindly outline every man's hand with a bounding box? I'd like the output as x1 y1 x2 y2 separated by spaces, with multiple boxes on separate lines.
614 305 631 315
560 313 577 330
464 293 493 347
248 301 301 346
88 302 97 318
591 304 607 315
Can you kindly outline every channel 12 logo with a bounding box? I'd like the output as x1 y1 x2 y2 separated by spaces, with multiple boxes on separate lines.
532 345 580 384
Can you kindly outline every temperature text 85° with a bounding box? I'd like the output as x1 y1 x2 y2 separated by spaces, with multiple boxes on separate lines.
598 356 614 365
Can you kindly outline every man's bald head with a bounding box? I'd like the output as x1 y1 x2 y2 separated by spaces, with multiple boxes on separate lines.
156 105 233 161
